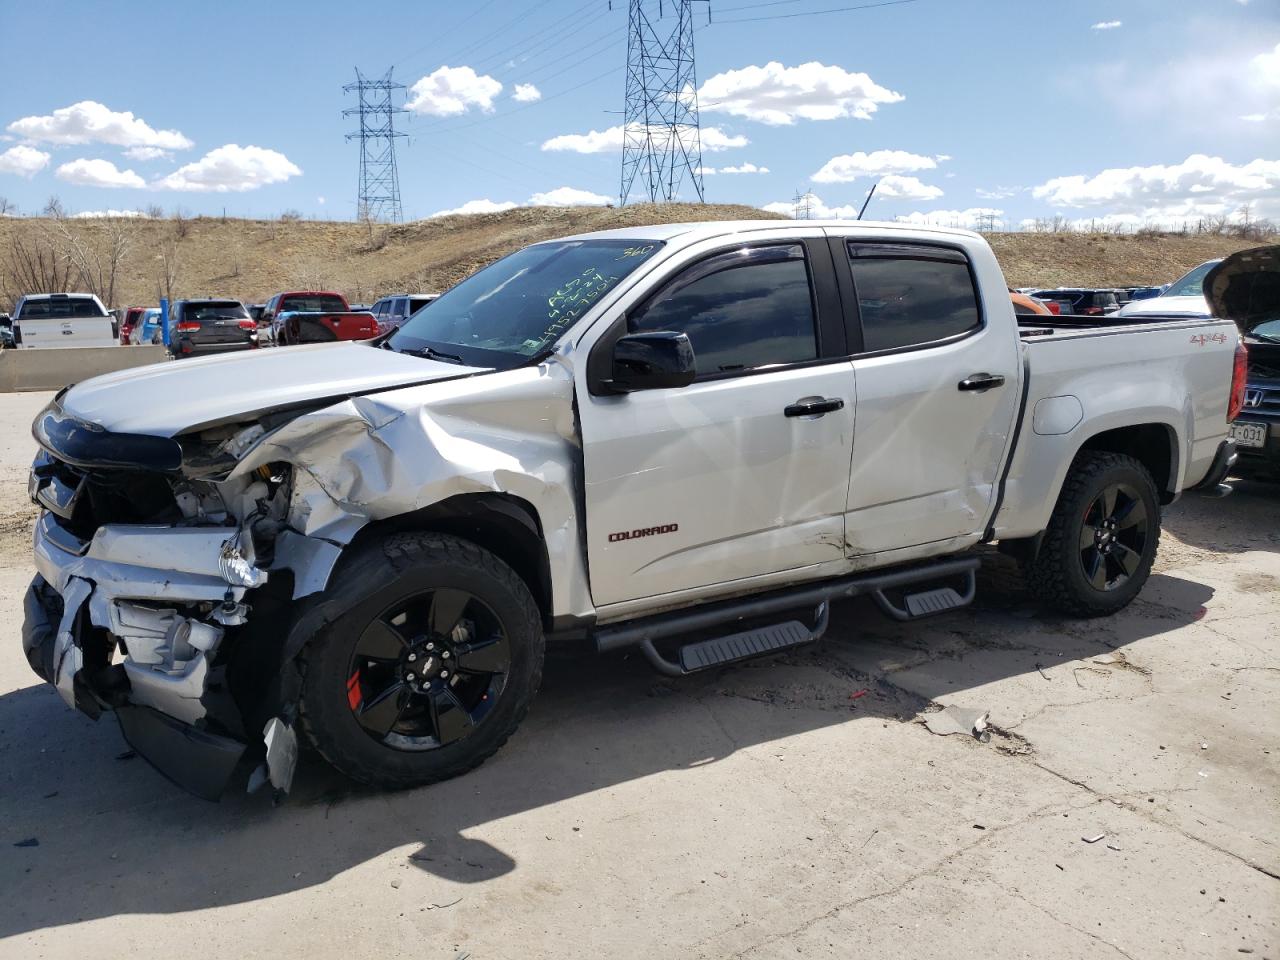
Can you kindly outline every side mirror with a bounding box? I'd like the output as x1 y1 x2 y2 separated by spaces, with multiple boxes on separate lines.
608 330 696 392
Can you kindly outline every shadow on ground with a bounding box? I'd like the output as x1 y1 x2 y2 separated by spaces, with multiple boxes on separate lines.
1160 475 1280 555
0 567 1214 939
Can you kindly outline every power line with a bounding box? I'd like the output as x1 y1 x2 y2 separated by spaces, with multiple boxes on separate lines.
620 0 709 205
343 68 408 223
714 0 918 24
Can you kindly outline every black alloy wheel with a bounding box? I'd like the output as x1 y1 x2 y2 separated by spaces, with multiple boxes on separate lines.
1077 481 1150 592
347 588 511 750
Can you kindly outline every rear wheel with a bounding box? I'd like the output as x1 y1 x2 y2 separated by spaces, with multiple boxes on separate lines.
1026 451 1161 616
299 533 544 789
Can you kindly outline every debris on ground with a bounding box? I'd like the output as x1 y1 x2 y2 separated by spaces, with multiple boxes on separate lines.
115 750 136 761
850 689 868 700
923 705 991 742
1083 834 1106 843
425 897 463 910
13 837 39 848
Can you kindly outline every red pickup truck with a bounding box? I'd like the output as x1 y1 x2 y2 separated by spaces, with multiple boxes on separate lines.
262 290 378 346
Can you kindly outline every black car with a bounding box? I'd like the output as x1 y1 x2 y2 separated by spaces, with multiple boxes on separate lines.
1210 247 1280 480
170 299 259 357
1028 288 1121 316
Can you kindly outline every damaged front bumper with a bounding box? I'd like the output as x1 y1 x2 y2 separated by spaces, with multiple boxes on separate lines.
23 512 293 800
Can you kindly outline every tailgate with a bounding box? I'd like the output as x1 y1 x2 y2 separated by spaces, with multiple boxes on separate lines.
193 318 251 344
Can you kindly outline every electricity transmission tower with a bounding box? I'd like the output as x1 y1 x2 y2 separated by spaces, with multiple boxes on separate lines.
619 0 709 205
792 189 814 220
343 69 407 223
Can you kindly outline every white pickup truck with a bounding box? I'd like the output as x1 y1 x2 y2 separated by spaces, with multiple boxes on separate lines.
22 221 1245 800
12 292 117 348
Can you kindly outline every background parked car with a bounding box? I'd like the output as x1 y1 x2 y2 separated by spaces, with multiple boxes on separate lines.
1115 260 1220 319
169 299 259 357
1027 288 1121 316
0 314 13 349
12 293 116 348
369 293 438 334
263 290 377 345
118 305 155 345
134 308 163 345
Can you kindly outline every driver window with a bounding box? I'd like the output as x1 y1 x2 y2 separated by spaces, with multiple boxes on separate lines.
630 244 818 376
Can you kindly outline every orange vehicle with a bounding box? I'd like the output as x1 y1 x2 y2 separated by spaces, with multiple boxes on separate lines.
1010 290 1056 316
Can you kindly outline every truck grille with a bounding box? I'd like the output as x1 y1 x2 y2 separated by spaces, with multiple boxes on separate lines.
31 452 181 540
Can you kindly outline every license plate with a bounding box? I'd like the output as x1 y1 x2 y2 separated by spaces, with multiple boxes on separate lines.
1230 421 1268 448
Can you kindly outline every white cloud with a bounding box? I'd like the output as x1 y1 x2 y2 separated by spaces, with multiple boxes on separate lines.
894 207 1004 228
1240 113 1269 122
542 124 747 154
1091 20 1122 30
0 144 51 177
698 61 903 125
812 149 937 183
527 186 611 207
56 158 145 189
152 144 301 192
317 196 326 205
976 185 1022 200
875 175 944 201
934 154 952 162
1031 154 1280 220
123 146 171 161
7 101 191 149
761 192 862 219
405 66 503 116
429 198 520 218
719 162 770 174
512 83 542 103
72 209 150 218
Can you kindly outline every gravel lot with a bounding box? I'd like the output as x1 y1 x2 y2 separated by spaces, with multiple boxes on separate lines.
0 389 1275 960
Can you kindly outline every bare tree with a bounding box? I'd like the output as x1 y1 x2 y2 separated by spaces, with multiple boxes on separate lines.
48 215 136 307
1 228 75 307
0 196 15 217
43 195 65 218
154 236 181 304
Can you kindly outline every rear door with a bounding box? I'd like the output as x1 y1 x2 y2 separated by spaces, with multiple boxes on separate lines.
833 237 1022 554
578 236 856 608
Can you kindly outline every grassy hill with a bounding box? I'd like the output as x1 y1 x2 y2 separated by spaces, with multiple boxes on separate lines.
0 204 1265 311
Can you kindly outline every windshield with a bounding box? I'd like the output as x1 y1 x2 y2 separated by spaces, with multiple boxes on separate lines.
1165 261 1219 298
280 294 347 313
19 297 106 319
1247 318 1280 343
187 301 249 321
388 239 663 367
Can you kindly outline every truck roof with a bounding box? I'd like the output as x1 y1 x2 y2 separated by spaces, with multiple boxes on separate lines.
18 292 100 300
553 219 982 245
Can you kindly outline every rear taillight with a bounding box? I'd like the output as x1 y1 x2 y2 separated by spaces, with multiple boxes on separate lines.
1228 341 1249 422
238 319 256 330
176 321 201 332
1045 302 1061 315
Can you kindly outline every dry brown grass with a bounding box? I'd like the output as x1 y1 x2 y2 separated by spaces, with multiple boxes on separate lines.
0 205 1264 311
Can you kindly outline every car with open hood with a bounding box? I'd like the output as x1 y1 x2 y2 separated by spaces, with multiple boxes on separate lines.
1207 245 1280 477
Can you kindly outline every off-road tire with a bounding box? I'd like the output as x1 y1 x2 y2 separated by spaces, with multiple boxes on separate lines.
1026 451 1161 617
298 533 544 789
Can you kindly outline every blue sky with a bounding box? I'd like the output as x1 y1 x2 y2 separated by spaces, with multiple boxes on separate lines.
0 0 1277 228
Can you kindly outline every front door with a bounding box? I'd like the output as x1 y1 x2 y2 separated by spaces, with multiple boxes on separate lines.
578 241 855 608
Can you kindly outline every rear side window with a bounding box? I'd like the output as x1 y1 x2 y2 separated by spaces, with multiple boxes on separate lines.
19 297 106 319
409 297 434 313
846 243 981 352
280 294 346 313
631 244 818 375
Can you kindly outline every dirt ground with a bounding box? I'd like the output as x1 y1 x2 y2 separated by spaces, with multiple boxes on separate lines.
0 389 1276 960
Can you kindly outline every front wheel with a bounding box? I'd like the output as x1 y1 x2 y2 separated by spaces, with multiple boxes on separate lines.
298 533 544 789
1026 451 1161 617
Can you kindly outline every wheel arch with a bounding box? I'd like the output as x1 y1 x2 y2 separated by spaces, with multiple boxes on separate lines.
348 492 555 629
1075 421 1179 504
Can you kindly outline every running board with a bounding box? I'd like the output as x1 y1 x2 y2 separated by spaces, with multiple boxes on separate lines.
592 555 983 668
639 605 829 677
871 569 977 621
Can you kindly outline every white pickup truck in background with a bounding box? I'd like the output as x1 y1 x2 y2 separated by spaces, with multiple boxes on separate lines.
13 292 117 348
22 221 1245 800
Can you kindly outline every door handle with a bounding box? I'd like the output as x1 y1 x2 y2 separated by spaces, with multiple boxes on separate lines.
958 373 1006 392
785 397 845 418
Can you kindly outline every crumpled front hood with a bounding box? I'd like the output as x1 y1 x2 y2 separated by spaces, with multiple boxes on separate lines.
59 341 487 436
1204 244 1280 334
